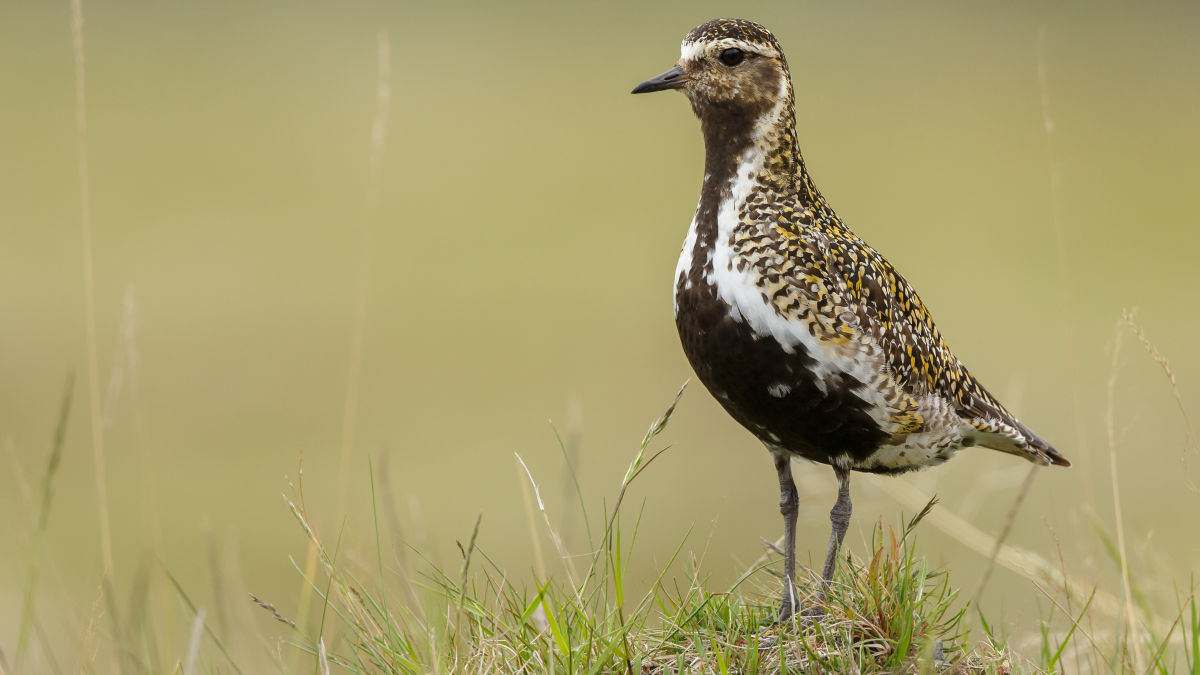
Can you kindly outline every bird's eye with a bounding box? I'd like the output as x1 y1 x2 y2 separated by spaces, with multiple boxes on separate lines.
719 48 745 67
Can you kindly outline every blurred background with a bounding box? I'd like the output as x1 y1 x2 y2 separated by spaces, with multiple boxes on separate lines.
2 0 1198 670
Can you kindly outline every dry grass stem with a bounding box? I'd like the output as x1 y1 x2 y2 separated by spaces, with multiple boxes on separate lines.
70 0 114 583
1107 314 1147 670
514 453 549 582
337 31 393 521
1121 309 1198 492
318 638 331 675
1033 581 1104 657
515 452 580 589
250 593 298 630
79 582 104 675
184 609 206 675
972 464 1038 606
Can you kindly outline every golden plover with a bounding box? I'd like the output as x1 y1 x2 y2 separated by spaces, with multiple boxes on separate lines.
632 17 1069 621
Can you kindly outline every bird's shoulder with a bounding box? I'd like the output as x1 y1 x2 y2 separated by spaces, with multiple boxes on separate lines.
735 198 1008 422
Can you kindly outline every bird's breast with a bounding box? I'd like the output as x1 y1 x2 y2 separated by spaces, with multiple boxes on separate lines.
673 216 892 465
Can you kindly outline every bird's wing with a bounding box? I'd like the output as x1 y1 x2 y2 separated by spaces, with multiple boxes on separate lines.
817 230 1069 466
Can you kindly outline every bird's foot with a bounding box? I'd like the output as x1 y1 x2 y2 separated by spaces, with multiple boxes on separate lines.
775 596 827 627
800 602 826 622
762 601 826 629
761 591 802 626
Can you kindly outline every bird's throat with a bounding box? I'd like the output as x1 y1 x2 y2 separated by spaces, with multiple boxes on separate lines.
685 84 829 290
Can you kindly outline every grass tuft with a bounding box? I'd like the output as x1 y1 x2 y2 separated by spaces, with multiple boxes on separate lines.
285 385 1008 674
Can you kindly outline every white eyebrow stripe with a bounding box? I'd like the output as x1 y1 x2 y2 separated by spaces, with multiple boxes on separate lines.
680 41 706 62
679 38 779 63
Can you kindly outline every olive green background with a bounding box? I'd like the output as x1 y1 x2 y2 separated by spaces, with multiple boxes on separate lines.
2 0 1198 668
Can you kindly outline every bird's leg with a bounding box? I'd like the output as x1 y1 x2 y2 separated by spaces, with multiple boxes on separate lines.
808 463 852 616
772 452 800 622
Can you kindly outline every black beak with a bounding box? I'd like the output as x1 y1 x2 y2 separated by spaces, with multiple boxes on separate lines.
631 65 687 94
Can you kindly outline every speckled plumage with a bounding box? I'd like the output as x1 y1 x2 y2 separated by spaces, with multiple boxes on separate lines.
655 18 1069 474
633 18 1069 620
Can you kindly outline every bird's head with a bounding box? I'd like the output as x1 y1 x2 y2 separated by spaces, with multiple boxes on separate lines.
632 18 791 121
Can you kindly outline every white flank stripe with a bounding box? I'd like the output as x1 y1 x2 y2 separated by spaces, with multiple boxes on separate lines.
673 202 702 316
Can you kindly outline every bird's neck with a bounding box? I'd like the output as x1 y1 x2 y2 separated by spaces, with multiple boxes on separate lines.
679 84 832 294
695 85 826 221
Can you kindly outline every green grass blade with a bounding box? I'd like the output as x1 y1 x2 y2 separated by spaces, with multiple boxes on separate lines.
162 565 244 675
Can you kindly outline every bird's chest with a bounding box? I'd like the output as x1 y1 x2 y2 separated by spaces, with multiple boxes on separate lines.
672 232 889 463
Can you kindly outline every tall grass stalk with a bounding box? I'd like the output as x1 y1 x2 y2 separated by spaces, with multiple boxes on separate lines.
1121 310 1198 492
971 464 1038 607
68 5 124 671
69 0 114 591
1107 315 1146 670
337 31 393 521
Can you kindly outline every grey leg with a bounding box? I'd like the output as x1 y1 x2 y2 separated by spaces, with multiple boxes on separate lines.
820 463 852 587
801 463 851 620
773 452 800 621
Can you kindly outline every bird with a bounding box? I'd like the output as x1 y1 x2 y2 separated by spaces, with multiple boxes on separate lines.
631 18 1070 622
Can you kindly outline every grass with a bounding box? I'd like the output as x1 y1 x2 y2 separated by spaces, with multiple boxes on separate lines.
238 383 1196 675
274 386 986 674
6 353 1199 673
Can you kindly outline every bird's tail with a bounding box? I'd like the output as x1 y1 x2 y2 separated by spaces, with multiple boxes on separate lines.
962 390 1071 467
977 420 1070 467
